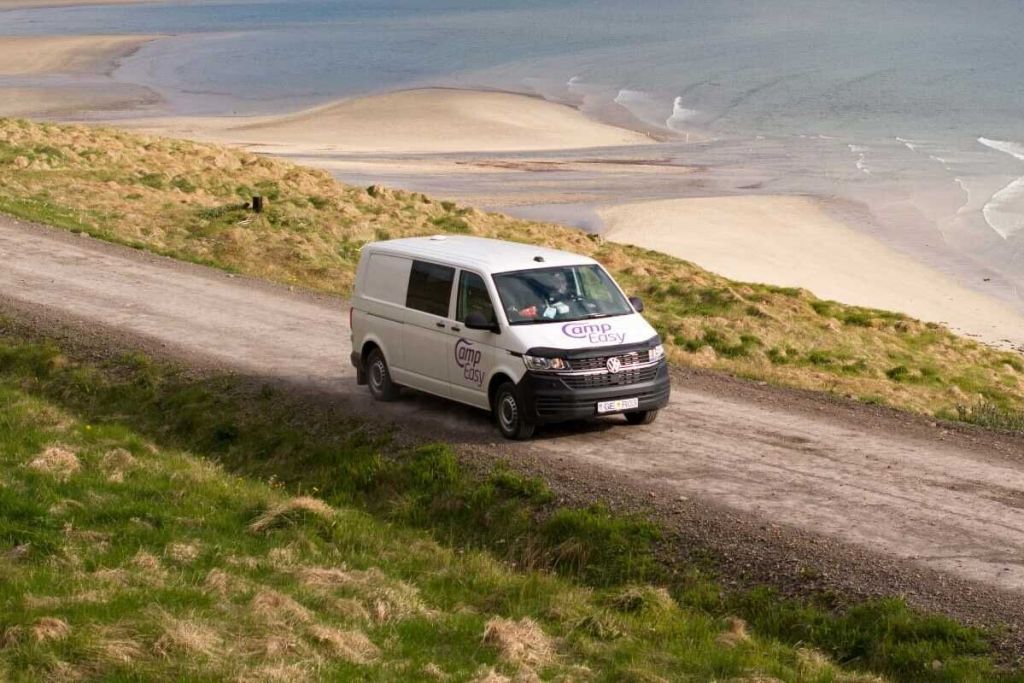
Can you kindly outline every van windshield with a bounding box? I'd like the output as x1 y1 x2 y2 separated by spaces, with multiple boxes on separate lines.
493 264 633 325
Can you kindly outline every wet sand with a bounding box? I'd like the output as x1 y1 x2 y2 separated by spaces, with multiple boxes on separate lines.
602 195 1024 348
0 34 159 117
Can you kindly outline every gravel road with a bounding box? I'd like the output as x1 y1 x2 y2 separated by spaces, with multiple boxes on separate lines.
3 215 1023 636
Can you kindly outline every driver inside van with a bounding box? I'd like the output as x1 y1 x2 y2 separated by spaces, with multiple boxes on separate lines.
509 269 580 321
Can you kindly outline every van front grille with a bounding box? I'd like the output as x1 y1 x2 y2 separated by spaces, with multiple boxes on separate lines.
569 350 650 372
561 364 660 389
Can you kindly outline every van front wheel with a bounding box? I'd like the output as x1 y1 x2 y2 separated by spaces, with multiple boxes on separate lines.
366 348 400 401
625 410 658 425
494 382 535 440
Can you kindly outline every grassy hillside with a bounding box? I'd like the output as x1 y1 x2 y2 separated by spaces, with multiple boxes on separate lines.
1 328 1015 682
0 117 1022 425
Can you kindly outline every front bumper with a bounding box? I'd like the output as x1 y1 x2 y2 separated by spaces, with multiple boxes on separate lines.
516 360 670 424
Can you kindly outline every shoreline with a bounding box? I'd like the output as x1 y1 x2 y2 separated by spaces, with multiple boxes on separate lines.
601 195 1024 349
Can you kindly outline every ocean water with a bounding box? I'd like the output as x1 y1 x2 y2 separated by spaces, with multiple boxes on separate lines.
4 0 1024 314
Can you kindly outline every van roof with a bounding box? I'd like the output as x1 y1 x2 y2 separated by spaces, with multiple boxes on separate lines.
364 235 597 273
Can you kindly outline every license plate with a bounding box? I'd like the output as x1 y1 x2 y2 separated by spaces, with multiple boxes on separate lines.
597 397 639 414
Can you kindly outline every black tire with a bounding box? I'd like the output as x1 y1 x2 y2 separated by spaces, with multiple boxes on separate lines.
493 381 536 440
624 409 658 426
365 348 400 401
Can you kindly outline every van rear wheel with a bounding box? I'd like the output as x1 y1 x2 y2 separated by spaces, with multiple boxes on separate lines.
624 409 658 425
494 382 535 440
366 348 400 401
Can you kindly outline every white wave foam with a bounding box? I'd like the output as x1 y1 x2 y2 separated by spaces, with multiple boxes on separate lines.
665 96 698 131
978 137 1024 239
982 177 1024 239
612 88 678 132
895 136 919 152
848 144 871 174
612 88 649 106
566 75 581 89
979 137 1024 162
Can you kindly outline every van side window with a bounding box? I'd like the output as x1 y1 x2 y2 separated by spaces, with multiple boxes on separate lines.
456 271 496 324
406 260 455 317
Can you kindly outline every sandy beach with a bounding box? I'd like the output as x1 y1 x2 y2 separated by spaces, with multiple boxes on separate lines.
602 196 1024 347
0 35 155 75
0 34 159 117
127 88 656 154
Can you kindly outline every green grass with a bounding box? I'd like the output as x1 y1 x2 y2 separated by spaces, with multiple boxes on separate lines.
0 329 1020 681
954 400 1024 433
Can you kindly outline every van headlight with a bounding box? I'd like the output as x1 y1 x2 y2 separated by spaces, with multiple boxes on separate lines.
522 355 569 372
649 344 665 362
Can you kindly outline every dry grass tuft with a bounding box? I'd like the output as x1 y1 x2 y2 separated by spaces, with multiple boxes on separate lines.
308 624 379 663
101 447 137 482
482 617 554 667
47 498 84 516
296 566 353 588
267 545 300 568
129 550 166 580
715 617 751 648
236 662 313 683
28 446 80 480
330 597 370 623
422 662 448 680
165 541 201 564
203 568 232 598
471 667 511 683
93 637 145 664
795 648 886 683
154 616 222 658
253 633 309 659
250 588 313 624
248 496 334 533
608 585 676 613
297 566 429 623
370 582 432 624
32 617 70 643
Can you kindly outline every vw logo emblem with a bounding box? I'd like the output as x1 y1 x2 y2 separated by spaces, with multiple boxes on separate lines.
606 356 622 374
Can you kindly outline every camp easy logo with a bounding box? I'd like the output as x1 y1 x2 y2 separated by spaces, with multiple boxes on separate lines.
561 322 626 345
455 338 484 386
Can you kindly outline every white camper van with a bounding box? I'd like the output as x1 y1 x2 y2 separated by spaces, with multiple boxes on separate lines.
349 236 670 439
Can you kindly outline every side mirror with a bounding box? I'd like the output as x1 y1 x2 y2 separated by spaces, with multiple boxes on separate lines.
465 311 499 333
629 296 645 313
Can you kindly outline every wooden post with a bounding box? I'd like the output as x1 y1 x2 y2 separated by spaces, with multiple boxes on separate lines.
252 195 264 213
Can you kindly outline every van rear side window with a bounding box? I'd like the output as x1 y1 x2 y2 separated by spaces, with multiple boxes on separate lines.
363 253 412 304
406 260 455 317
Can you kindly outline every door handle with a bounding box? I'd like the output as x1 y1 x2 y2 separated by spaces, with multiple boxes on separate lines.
435 321 445 328
451 326 461 332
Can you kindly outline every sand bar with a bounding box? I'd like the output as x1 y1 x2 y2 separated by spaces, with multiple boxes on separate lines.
129 88 657 154
601 195 1024 348
0 35 156 76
